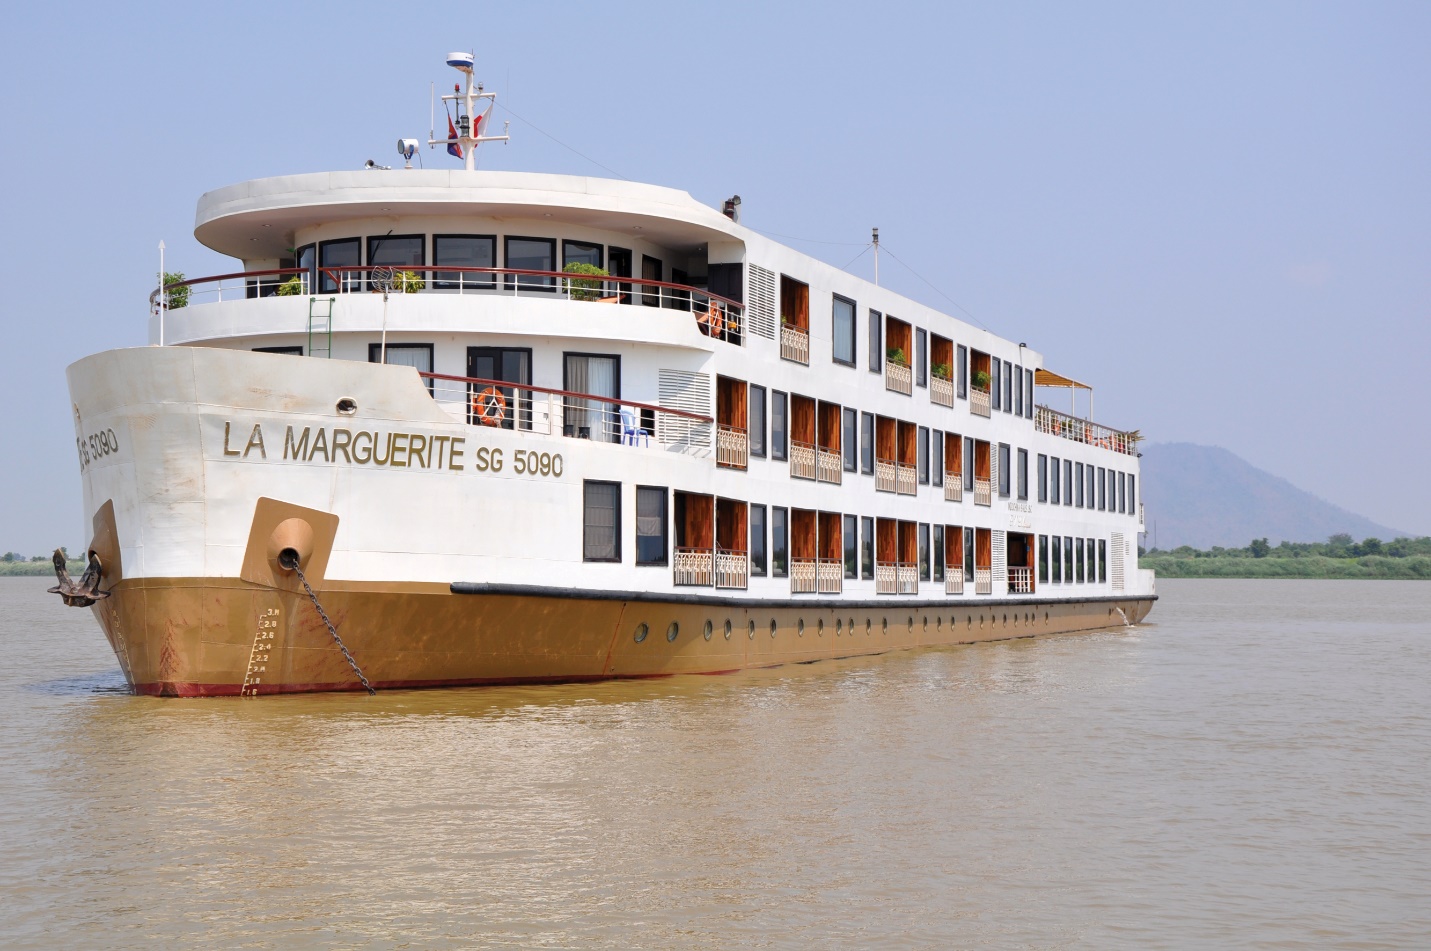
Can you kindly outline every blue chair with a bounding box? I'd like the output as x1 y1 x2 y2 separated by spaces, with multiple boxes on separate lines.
620 408 650 447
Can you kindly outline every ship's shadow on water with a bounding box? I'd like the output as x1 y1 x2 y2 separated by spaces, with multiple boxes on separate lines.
26 668 130 696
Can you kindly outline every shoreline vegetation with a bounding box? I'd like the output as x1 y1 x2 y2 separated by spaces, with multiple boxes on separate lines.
1 552 83 577
1142 534 1431 579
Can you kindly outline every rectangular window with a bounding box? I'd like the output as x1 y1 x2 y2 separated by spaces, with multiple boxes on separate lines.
1025 368 1034 419
1099 539 1107 583
772 391 788 461
641 254 662 306
772 507 788 577
562 239 603 271
505 236 557 292
1087 537 1097 584
860 412 874 474
1075 462 1085 508
998 443 1011 497
861 516 875 580
254 346 303 356
1014 365 1023 416
1050 456 1061 504
1039 535 1049 584
957 344 968 399
1017 448 1028 500
749 385 767 457
932 432 944 487
1003 360 1013 413
915 328 927 387
1107 468 1116 513
833 294 856 366
583 481 620 562
1064 535 1074 581
563 353 621 443
1129 475 1136 516
868 310 882 372
843 514 858 579
750 505 767 576
1038 454 1048 502
843 407 857 472
635 486 667 565
1052 535 1062 583
1064 460 1074 507
964 527 975 582
1098 466 1106 510
367 233 425 291
919 523 931 581
318 237 360 293
991 359 1001 411
434 234 496 289
964 437 975 492
369 342 434 393
1087 465 1096 511
933 525 945 582
296 243 316 290
1076 537 1085 583
918 427 930 484
1119 473 1127 513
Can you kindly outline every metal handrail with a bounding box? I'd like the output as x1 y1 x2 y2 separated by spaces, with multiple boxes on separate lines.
418 372 711 422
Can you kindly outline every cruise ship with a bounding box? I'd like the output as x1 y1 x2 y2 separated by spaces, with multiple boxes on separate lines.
60 54 1156 695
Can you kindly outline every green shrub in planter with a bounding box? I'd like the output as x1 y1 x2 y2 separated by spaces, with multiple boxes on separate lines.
563 262 609 301
276 275 306 297
886 346 907 367
972 369 990 391
395 270 426 293
931 361 951 380
163 272 189 310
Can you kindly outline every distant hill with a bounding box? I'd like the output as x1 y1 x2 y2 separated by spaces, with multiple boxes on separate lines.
1139 442 1408 550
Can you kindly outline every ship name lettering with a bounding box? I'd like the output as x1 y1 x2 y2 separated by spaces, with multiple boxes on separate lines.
223 421 266 459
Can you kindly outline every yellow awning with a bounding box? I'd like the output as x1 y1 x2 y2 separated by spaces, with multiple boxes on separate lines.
1034 369 1091 390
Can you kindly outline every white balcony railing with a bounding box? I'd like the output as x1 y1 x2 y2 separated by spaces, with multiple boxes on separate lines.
716 424 748 469
1008 566 1033 594
896 464 917 496
876 562 898 595
975 567 992 595
1033 405 1139 456
946 573 964 595
930 375 954 407
944 476 962 502
886 360 913 395
817 447 842 484
974 477 992 506
715 550 749 589
674 548 714 586
791 557 818 594
781 325 810 364
817 559 843 594
971 387 992 418
789 440 817 480
875 458 897 493
898 564 919 594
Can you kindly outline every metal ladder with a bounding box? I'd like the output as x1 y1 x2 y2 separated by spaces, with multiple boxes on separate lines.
307 297 335 358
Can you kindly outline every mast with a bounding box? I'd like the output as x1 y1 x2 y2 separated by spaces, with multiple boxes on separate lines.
429 52 510 169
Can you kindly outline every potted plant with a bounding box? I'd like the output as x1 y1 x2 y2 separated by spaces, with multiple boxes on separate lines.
931 361 951 381
886 346 907 367
395 269 426 293
972 369 990 391
276 275 306 297
162 272 189 310
563 262 609 301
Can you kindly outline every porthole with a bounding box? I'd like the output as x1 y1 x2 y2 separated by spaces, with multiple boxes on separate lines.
882 617 889 634
937 616 943 630
797 618 805 637
748 619 756 639
770 618 778 637
1045 611 1050 622
967 615 973 627
724 619 732 640
836 618 843 635
848 617 855 634
907 616 914 633
336 397 358 415
817 618 824 636
667 621 679 642
922 615 928 632
703 619 713 641
1003 613 1008 625
633 622 649 643
865 618 872 635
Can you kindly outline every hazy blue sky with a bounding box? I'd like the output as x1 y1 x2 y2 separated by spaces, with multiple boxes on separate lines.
2 0 1428 553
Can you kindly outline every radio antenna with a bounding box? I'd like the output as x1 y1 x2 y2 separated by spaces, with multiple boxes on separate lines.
429 51 510 170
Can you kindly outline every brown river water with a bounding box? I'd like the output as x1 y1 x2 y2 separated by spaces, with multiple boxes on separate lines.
2 576 1428 949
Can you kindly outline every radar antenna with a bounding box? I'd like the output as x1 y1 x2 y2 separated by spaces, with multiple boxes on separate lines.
428 51 511 170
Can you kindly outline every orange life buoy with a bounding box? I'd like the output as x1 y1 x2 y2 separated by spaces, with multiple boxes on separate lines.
472 386 506 426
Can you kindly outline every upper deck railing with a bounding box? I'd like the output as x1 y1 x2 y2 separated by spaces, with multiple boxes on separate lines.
1034 405 1139 456
151 266 744 344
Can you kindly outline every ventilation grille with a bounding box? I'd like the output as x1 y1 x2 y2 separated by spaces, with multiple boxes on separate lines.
1111 532 1125 592
748 264 777 340
658 369 712 448
992 530 1006 577
990 447 998 498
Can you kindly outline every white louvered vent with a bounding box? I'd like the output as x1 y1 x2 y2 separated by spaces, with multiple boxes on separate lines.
1111 532 1125 592
992 530 1006 579
990 446 999 497
748 264 777 340
658 369 713 449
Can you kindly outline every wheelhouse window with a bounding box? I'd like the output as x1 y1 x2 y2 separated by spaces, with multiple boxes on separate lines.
505 236 556 292
868 310 882 372
583 481 621 562
750 504 767 576
563 353 620 443
562 240 604 271
749 385 767 458
635 486 668 565
368 343 434 394
771 390 788 461
319 237 360 293
367 234 424 290
832 294 856 366
434 234 495 289
772 506 788 578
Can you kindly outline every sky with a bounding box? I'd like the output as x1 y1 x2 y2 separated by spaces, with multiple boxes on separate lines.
1 0 1428 554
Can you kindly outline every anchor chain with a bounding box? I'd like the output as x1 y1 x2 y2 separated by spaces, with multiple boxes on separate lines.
291 562 376 695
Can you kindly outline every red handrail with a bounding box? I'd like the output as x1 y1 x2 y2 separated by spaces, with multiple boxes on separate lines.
418 371 713 422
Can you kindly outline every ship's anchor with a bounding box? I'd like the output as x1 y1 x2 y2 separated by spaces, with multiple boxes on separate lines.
47 549 111 607
278 548 376 695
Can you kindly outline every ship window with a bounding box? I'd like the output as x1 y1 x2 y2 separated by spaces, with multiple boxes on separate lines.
368 344 434 394
991 359 1001 411
1119 472 1127 513
1064 459 1074 506
842 407 857 472
932 432 943 487
1087 465 1096 510
562 240 604 271
964 437 975 492
1064 535 1074 581
1099 540 1108 582
254 346 303 356
1051 535 1062 583
1039 535 1049 584
1129 475 1136 515
1018 448 1029 500
1050 455 1061 504
635 486 668 566
918 427 930 484
1076 537 1085 583
318 238 360 293
750 504 767 576
933 525 944 582
1014 364 1024 416
1025 368 1035 419
1038 454 1048 503
367 234 425 290
919 523 930 581
832 294 856 366
868 309 882 372
505 236 556 292
915 329 927 387
749 385 767 457
582 480 621 562
1076 462 1085 507
860 412 874 474
1098 466 1107 510
296 244 316 291
772 506 788 578
563 353 620 443
434 234 496 289
771 390 788 461
844 514 858 579
998 443 1011 497
1087 537 1097 584
641 255 663 307
957 344 968 399
861 516 874 580
1003 360 1013 413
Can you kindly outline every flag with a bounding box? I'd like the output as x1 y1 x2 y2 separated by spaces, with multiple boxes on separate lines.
447 115 463 159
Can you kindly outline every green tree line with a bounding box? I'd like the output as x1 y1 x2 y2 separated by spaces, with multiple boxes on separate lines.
1141 534 1431 579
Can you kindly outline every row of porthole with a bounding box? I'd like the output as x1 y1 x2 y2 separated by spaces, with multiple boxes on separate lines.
633 610 1058 644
